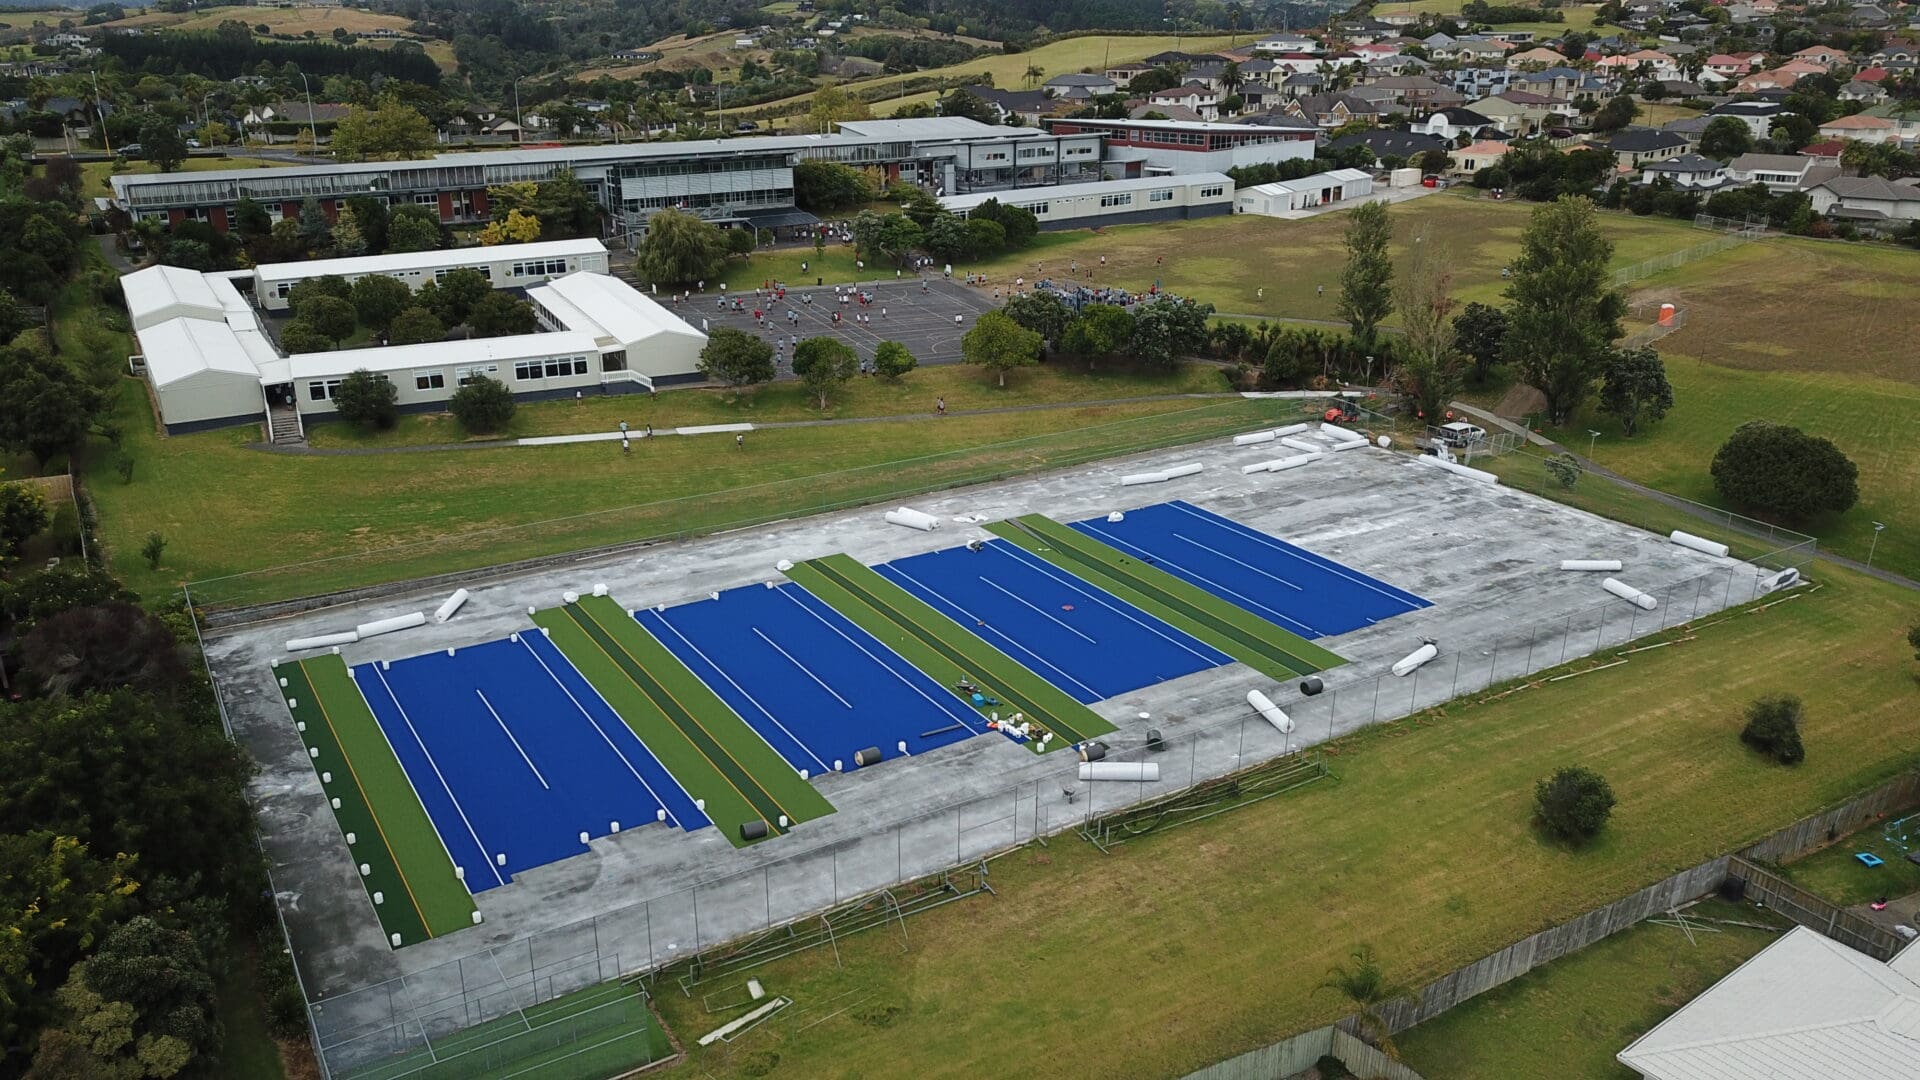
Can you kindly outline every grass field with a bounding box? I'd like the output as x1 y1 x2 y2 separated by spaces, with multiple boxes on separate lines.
1373 0 1605 28
1396 900 1791 1080
652 552 1920 1077
788 555 1116 748
988 513 1345 679
215 948 291 1080
1777 828 1920 906
281 657 477 944
78 154 294 198
305 361 1229 448
344 980 673 1080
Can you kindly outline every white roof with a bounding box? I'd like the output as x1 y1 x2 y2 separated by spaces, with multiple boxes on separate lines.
1619 926 1920 1080
122 264 225 327
286 331 601 381
253 239 606 284
939 172 1233 213
526 272 706 350
1245 168 1372 196
134 317 269 388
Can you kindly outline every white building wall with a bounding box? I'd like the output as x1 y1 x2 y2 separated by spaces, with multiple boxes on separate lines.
157 370 268 428
295 347 619 417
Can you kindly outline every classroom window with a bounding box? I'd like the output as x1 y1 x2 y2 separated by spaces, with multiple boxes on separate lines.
514 360 542 381
1100 192 1133 207
455 364 498 385
509 258 569 277
307 379 343 401
414 370 445 391
1200 185 1225 198
1149 189 1174 203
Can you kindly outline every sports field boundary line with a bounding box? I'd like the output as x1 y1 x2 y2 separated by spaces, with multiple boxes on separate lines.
873 561 1106 703
517 632 688 831
641 608 832 776
988 540 1234 670
291 660 434 940
1167 500 1429 612
774 584 983 736
794 556 1110 746
369 663 509 889
564 602 793 833
1074 518 1324 638
474 689 550 790
996 516 1342 677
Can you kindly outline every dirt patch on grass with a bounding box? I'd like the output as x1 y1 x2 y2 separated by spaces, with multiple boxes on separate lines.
1493 383 1546 419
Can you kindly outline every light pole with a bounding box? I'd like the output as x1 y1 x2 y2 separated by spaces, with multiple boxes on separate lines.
1587 429 1601 458
297 71 319 150
513 75 526 139
1869 522 1887 568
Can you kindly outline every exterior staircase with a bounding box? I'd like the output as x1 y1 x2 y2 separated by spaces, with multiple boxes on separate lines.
267 403 304 445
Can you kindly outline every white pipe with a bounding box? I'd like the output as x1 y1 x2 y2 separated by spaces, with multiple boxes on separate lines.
1279 436 1321 454
884 508 939 531
1271 453 1320 471
1121 471 1168 486
287 631 359 652
1078 762 1161 782
1319 422 1368 444
1241 461 1273 475
1392 642 1438 677
1669 530 1730 558
355 612 426 639
1559 559 1623 572
433 588 469 623
1414 454 1499 485
1233 430 1278 446
1332 437 1367 452
1162 462 1204 478
1272 422 1310 437
1602 577 1658 611
1246 689 1295 734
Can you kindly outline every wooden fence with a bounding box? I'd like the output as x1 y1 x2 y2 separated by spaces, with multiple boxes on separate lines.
1726 857 1903 961
12 473 73 503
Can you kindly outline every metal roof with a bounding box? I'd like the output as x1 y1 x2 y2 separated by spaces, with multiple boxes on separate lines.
252 239 606 284
1245 168 1371 196
121 264 225 329
134 317 270 388
287 330 602 380
1050 116 1317 134
938 172 1233 212
527 272 707 350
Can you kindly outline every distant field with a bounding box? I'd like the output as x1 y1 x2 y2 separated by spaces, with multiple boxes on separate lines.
106 5 414 35
1636 101 1706 126
1374 0 1604 28
77 154 293 198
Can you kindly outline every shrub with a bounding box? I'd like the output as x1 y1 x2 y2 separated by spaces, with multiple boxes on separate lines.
332 369 398 430
1533 765 1615 842
277 319 334 355
448 375 516 434
141 531 167 570
871 340 917 380
1710 420 1858 522
387 306 445 346
1741 694 1805 765
1544 452 1580 489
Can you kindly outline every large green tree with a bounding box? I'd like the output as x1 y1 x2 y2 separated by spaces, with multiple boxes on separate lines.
0 346 103 467
637 208 728 286
1451 302 1508 385
1502 197 1625 425
961 310 1041 388
1129 296 1214 371
467 292 537 338
387 306 444 346
138 117 188 174
1337 200 1394 350
350 274 413 334
329 102 435 161
1710 420 1858 522
0 833 137 1049
386 205 443 253
332 369 398 429
791 336 858 409
1698 115 1753 161
1002 291 1074 345
697 327 775 390
1395 223 1460 421
1596 345 1673 436
851 210 923 265
1061 304 1135 364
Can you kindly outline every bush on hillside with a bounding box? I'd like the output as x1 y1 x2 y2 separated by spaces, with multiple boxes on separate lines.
448 375 515 434
1534 766 1616 843
1741 694 1805 765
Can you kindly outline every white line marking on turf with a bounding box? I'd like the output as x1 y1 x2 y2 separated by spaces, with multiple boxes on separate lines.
475 689 549 789
1165 501 1424 610
1077 522 1324 638
640 610 832 776
1169 532 1305 592
776 585 980 734
518 634 684 830
976 574 1098 643
992 541 1231 667
371 664 507 887
876 563 1104 702
752 627 854 709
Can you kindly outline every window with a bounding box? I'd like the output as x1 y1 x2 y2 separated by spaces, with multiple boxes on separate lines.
455 364 498 385
414 370 445 391
1100 192 1133 208
509 258 569 278
275 282 294 299
413 193 439 206
514 360 542 381
1199 185 1225 198
307 379 343 401
513 356 589 381
1149 189 1174 203
435 266 491 282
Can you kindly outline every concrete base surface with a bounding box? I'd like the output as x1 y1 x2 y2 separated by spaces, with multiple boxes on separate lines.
204 430 1778 1064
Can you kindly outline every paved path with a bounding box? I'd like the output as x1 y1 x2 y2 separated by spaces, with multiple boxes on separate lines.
94 233 136 274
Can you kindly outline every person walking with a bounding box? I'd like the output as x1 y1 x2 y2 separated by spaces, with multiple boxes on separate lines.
735 433 745 450
936 396 946 416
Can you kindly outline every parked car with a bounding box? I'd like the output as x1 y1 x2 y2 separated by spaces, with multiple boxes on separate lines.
119 143 143 159
1436 421 1486 447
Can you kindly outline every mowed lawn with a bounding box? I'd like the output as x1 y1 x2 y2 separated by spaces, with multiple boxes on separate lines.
77 155 295 200
1534 238 1920 578
1396 900 1791 1080
653 564 1920 1078
89 381 1279 602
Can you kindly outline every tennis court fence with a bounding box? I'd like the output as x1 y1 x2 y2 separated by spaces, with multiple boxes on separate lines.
203 499 1816 1080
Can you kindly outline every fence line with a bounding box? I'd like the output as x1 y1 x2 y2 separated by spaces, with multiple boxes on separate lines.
1726 857 1903 960
1181 1023 1431 1080
1611 229 1758 286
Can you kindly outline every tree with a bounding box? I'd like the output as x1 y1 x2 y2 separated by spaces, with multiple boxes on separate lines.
937 88 997 125
478 209 542 246
0 346 102 468
1698 115 1753 161
1319 945 1417 1058
1534 766 1616 843
277 319 333 354
1596 345 1673 436
1503 197 1625 425
287 274 352 316
1337 201 1394 350
1002 291 1073 345
1395 223 1459 421
851 210 922 265
791 337 858 409
0 833 138 1051
801 85 872 134
448 375 515 433
961 311 1041 388
85 916 219 1060
1129 296 1214 371
387 307 444 346
330 211 367 257
697 327 776 390
1544 452 1582 489
871 340 917 380
141 531 167 569
1741 694 1805 765
386 206 443 253
1061 303 1135 364
344 195 389 254
1710 420 1858 522
332 370 397 430
0 480 51 562
1909 622 1920 662
300 295 357 345
0 290 33 345
726 227 756 259
295 198 332 254
637 208 728 286
138 117 187 173
467 293 536 338
1591 94 1639 133
963 217 1006 257
1452 302 1508 385
420 268 489 327
350 274 412 334
18 602 189 699
793 160 872 212
329 102 435 161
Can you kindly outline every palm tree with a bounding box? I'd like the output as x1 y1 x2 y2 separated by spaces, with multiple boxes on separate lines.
1024 63 1045 89
1319 945 1418 1058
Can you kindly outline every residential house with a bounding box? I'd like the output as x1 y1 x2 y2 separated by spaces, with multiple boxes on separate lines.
1507 46 1568 69
1869 40 1918 64
1708 100 1788 139
1450 66 1517 96
242 101 351 127
1451 139 1510 176
1328 128 1449 164
1132 103 1205 123
1659 114 1714 146
1473 91 1571 135
1820 113 1901 144
1808 176 1920 224
1437 38 1515 64
1607 128 1689 167
1044 73 1120 99
1360 75 1458 113
1735 68 1807 92
1797 139 1846 163
1849 3 1892 27
1792 44 1851 67
1515 67 1595 99
1280 72 1327 99
1104 62 1153 88
610 49 660 62
1283 93 1381 130
1639 153 1728 188
1417 106 1498 142
962 85 1051 126
1862 104 1920 142
1148 82 1222 121
1725 151 1840 191
1704 52 1756 77
44 31 90 48
1253 34 1321 55
1774 59 1835 80
1839 79 1889 103
1597 49 1682 80
1352 42 1404 62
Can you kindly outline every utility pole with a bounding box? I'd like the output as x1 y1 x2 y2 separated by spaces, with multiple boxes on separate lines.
298 71 319 149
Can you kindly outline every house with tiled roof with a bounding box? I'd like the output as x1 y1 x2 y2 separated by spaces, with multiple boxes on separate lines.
1819 113 1901 144
1147 82 1222 121
1506 46 1568 69
1793 44 1852 67
1451 139 1510 176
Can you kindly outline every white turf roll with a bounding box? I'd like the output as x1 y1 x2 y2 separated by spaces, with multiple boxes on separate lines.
1414 454 1499 485
1272 423 1310 438
1247 689 1295 734
1121 472 1168 486
286 631 358 652
1319 422 1368 445
355 612 426 639
1392 642 1439 677
1161 462 1204 478
433 589 469 623
1278 436 1322 454
1669 530 1730 558
1560 559 1623 572
1602 577 1659 611
1233 430 1278 446
1079 762 1161 782
884 508 939 531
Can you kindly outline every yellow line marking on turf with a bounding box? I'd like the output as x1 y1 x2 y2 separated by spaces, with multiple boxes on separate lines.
297 660 435 938
562 604 788 830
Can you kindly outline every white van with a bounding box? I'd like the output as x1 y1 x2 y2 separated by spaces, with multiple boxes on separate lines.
1436 422 1487 448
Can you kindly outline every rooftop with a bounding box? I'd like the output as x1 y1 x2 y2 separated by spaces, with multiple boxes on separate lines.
253 239 607 284
937 172 1233 212
285 330 603 381
526 272 708 350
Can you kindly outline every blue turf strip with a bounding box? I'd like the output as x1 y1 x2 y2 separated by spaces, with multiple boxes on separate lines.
871 541 1234 704
640 583 985 768
1069 502 1431 639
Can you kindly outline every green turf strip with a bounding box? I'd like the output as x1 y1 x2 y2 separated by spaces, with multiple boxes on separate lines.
285 657 476 943
991 515 1346 678
341 980 674 1080
788 555 1114 748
